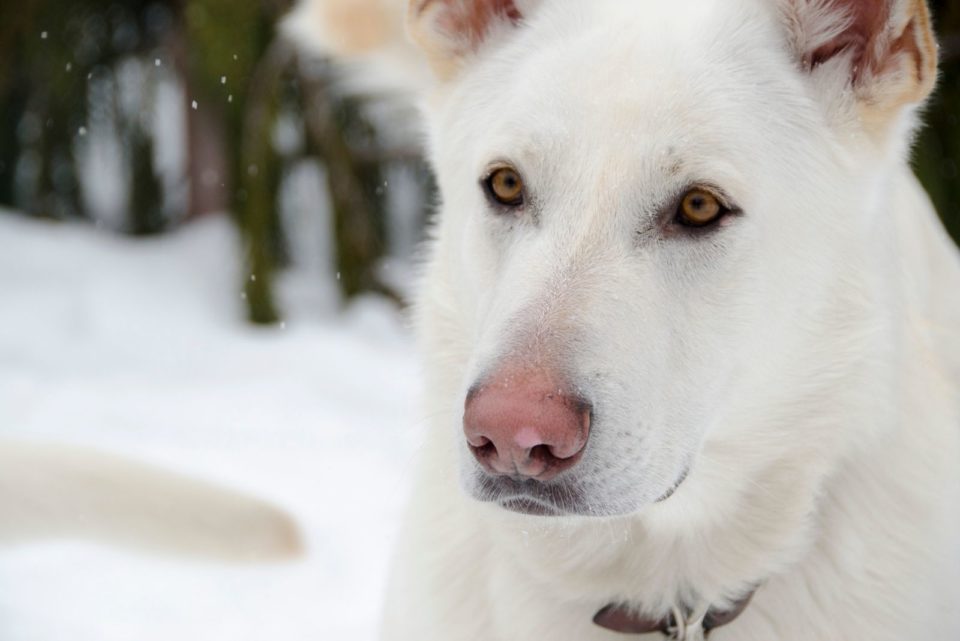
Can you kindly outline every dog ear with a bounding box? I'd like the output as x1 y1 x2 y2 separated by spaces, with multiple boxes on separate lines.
780 0 938 139
407 0 530 79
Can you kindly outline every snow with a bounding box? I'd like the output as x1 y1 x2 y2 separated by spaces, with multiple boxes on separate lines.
0 212 423 641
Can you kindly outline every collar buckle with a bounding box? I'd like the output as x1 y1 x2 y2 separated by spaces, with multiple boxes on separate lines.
665 605 709 640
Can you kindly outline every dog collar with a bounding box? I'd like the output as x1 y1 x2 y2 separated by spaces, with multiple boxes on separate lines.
593 589 756 639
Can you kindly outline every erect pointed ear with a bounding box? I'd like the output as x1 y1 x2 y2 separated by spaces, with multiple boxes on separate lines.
780 0 938 139
407 0 530 79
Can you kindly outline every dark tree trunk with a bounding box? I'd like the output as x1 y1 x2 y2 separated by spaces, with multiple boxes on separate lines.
238 39 294 325
0 82 26 208
127 125 165 235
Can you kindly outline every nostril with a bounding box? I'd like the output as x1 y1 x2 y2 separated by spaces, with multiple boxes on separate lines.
530 442 580 466
470 438 498 463
529 444 553 464
466 433 491 449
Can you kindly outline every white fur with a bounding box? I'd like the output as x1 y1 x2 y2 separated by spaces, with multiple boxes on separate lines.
294 0 960 638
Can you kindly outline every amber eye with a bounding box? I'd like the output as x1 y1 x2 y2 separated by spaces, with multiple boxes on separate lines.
677 189 725 227
484 166 525 207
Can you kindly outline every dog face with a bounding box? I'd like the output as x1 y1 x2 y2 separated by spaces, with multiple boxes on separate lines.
413 0 937 517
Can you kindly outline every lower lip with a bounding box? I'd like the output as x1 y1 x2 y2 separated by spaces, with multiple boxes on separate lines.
498 496 565 516
480 467 691 516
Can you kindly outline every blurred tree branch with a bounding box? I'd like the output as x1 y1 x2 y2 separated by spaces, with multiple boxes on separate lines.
300 62 391 302
239 38 295 325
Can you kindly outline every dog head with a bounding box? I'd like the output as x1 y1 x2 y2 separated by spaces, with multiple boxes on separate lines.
411 0 937 517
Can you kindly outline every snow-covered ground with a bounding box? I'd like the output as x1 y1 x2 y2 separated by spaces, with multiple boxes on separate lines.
0 213 422 641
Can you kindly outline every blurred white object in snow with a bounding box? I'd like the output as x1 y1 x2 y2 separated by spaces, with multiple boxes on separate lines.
0 212 420 641
281 0 432 98
0 440 303 561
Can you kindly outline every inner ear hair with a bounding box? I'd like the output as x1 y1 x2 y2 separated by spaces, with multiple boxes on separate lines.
785 0 937 96
781 0 939 144
407 0 525 79
411 0 521 48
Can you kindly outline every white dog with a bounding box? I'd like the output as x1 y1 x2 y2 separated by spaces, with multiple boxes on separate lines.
289 0 960 638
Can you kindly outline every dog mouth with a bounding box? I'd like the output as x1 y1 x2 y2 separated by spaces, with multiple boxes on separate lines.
474 466 692 517
476 475 583 516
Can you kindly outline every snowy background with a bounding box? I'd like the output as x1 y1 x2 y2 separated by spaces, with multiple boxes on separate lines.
0 210 422 641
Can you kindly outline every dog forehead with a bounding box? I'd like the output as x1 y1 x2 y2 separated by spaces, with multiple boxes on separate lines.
441 0 795 175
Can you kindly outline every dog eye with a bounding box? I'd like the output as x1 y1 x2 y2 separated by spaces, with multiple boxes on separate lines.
484 167 525 207
676 189 727 227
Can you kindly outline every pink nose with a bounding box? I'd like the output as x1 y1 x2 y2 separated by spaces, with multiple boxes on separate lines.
463 368 591 481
